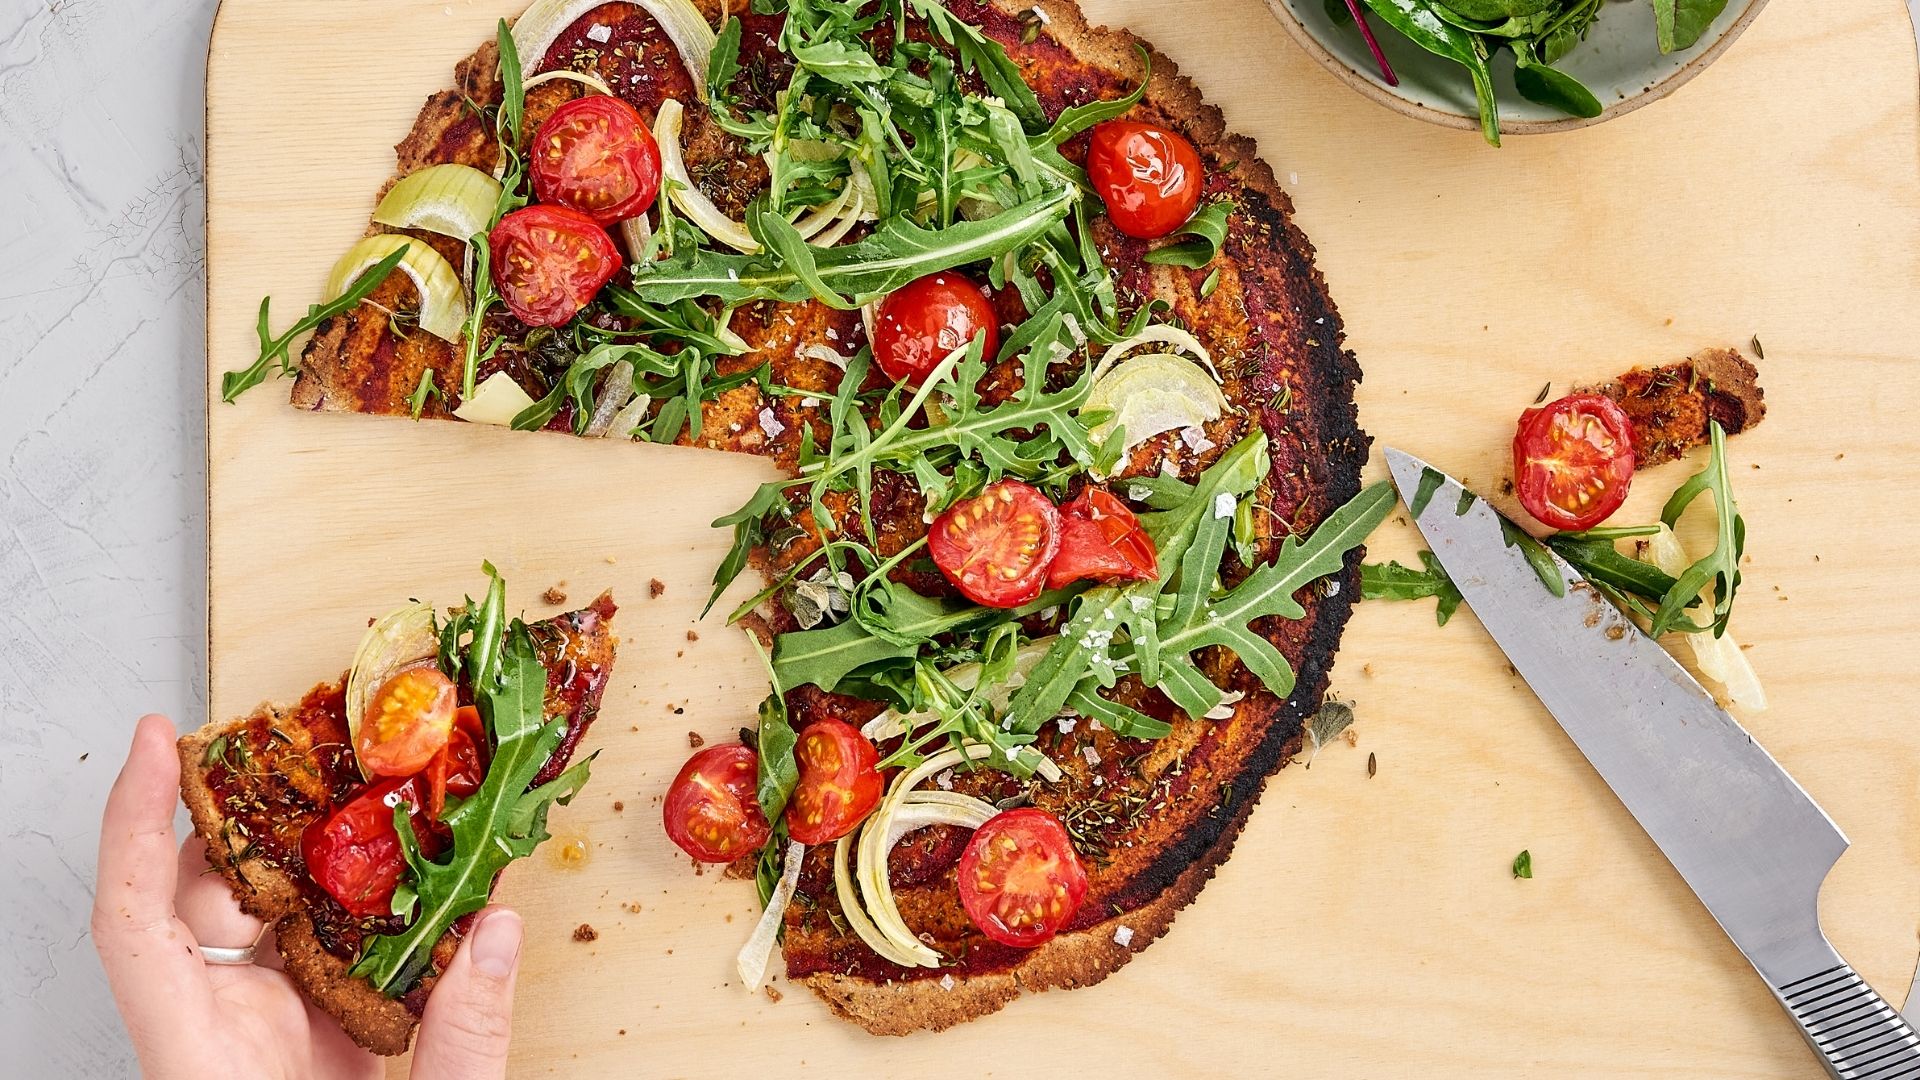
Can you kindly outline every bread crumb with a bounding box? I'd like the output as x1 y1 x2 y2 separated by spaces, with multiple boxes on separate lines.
764 984 783 1002
688 731 706 748
573 923 599 943
625 901 643 913
693 859 706 876
543 584 568 605
686 630 700 641
618 1029 626 1036
612 800 625 812
649 578 666 598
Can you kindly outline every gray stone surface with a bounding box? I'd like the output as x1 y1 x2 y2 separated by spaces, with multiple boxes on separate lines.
1 1 218 1074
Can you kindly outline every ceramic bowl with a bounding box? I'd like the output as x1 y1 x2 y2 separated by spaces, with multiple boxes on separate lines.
1265 0 1770 136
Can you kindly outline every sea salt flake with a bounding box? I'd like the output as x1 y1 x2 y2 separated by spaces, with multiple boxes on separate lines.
940 974 956 991
825 328 839 341
1179 426 1214 454
1325 579 1341 597
1213 492 1236 519
1056 717 1077 734
1113 925 1135 947
586 23 612 42
1128 483 1153 502
1080 745 1101 767
935 769 954 791
757 407 786 440
1288 171 1299 186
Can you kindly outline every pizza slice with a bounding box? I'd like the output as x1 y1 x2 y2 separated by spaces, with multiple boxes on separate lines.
223 0 1376 1034
178 567 616 1055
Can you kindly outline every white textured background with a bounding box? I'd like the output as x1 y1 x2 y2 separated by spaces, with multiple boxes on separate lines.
1 0 216 1074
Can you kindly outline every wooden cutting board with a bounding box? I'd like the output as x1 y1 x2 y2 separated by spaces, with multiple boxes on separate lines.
204 2 1920 1075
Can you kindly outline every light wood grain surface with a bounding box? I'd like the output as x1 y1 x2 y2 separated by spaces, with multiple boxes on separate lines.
205 1 1920 1075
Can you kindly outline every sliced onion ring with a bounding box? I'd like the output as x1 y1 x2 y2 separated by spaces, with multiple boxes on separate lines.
736 839 805 991
582 359 635 438
371 164 503 242
511 0 716 98
655 99 758 253
324 235 468 342
521 68 616 97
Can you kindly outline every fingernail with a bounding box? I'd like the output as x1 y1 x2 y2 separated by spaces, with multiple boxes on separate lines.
470 909 523 978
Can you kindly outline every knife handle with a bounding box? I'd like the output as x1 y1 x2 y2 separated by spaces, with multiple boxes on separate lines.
1775 961 1920 1079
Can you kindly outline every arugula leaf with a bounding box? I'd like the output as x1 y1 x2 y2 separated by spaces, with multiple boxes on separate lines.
1143 199 1234 269
1545 533 1684 602
222 246 408 402
1037 48 1150 147
1648 420 1744 637
1512 849 1533 879
1150 480 1395 719
457 20 531 400
1361 551 1463 626
902 0 1047 129
1500 516 1565 598
748 638 800 820
350 618 591 994
626 186 1075 308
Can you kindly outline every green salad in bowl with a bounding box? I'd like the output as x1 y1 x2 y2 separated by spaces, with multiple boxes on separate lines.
1273 0 1767 144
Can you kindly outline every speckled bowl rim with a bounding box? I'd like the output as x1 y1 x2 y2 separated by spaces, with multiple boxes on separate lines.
1263 0 1771 135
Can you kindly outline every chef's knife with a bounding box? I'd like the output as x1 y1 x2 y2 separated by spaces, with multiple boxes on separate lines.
1385 448 1920 1079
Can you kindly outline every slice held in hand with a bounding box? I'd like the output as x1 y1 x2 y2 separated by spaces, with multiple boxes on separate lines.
178 573 617 1055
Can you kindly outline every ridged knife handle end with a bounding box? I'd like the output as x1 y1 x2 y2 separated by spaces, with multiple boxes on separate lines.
1777 962 1920 1078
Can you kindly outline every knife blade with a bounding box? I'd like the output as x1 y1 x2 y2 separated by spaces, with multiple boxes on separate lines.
1385 448 1920 1078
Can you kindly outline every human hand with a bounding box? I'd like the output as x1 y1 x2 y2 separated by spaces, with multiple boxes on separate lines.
93 714 526 1079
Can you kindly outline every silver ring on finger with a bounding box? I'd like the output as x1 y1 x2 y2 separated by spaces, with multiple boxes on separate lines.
200 929 265 966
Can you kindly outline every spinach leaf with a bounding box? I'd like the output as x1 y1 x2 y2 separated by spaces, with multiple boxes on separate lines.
1357 0 1503 145
1513 59 1601 118
1652 0 1729 54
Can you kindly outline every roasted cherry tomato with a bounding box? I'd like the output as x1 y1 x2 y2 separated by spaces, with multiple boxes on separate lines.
1513 393 1637 531
302 776 440 918
1046 487 1159 590
488 204 623 327
871 272 1000 385
529 96 662 226
423 705 489 818
929 480 1062 608
355 665 457 778
956 808 1089 948
1086 120 1203 240
784 719 883 845
663 744 771 863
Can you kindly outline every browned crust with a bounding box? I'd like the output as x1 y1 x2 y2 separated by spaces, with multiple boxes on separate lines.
793 0 1367 1033
178 597 618 1055
1590 347 1766 469
177 702 426 1056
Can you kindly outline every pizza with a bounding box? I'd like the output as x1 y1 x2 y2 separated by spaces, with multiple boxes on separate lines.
177 569 617 1054
228 0 1378 1035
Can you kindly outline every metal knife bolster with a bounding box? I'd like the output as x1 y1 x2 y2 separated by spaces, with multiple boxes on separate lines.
1382 449 1920 1080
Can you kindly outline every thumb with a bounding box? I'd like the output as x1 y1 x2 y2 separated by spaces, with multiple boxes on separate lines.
410 906 523 1080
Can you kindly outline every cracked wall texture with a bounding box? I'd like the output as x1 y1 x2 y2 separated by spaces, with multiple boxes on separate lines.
1 1 218 1074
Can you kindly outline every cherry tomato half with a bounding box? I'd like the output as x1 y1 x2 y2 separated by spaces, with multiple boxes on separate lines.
956 808 1089 948
488 204 623 327
530 96 662 226
1046 488 1159 590
355 665 457 779
663 744 772 863
423 705 489 819
929 480 1062 609
785 719 883 845
1513 393 1637 531
871 272 1000 385
302 776 440 919
1086 120 1203 240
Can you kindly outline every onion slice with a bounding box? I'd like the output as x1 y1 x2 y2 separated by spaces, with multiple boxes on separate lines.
344 602 439 780
736 839 805 992
655 99 759 253
1643 526 1766 711
1093 323 1219 382
371 164 503 242
511 0 716 98
1083 352 1229 460
521 68 616 97
325 235 468 342
582 359 636 437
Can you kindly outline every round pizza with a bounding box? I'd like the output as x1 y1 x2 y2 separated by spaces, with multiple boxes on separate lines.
227 0 1382 1040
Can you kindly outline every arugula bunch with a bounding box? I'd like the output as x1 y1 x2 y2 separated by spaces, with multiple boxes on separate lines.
349 566 593 995
1331 0 1730 146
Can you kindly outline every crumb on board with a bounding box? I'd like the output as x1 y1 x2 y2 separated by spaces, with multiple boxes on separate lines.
626 901 643 913
573 923 598 943
612 800 624 812
543 584 568 605
686 630 700 641
649 578 666 598
764 985 783 1003
688 731 706 748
